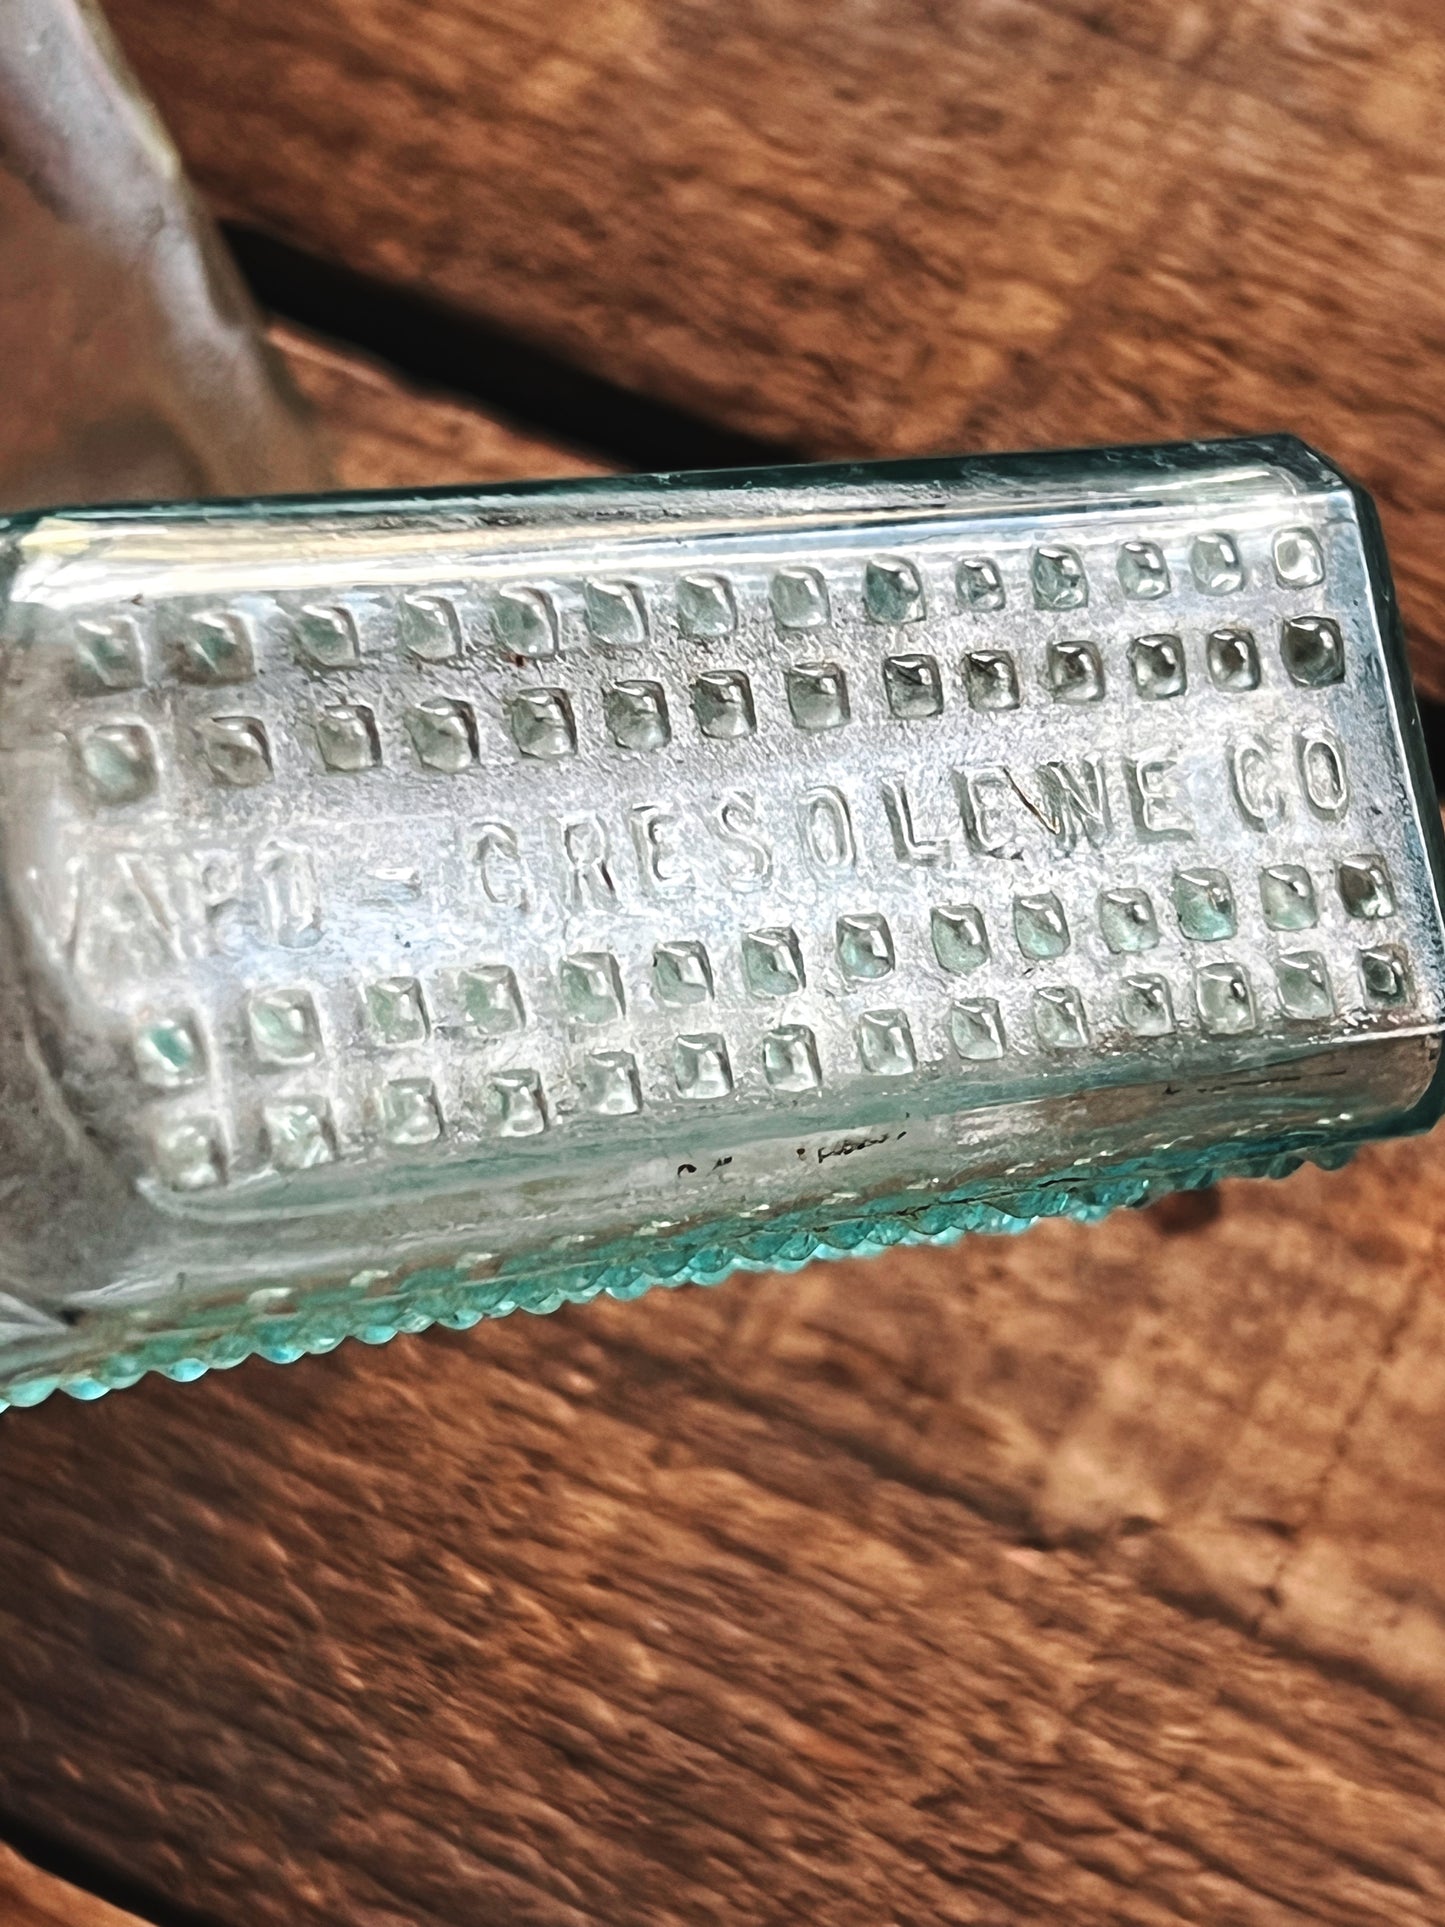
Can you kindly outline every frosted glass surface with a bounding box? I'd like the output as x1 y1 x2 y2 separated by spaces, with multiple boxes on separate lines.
0 436 1440 1407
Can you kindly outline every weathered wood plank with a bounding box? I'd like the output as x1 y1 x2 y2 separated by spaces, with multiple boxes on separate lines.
107 0 1445 695
3 1135 1445 1924
0 1841 151 1927
274 324 609 490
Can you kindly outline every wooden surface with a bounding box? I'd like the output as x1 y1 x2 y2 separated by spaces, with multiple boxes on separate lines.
108 0 1445 698
6 1029 1445 1922
0 1842 149 1927
13 5 1445 1920
274 324 610 492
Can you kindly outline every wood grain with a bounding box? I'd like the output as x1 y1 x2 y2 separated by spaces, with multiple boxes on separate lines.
0 1841 150 1927
273 324 610 491
4 1136 1445 1924
106 0 1445 697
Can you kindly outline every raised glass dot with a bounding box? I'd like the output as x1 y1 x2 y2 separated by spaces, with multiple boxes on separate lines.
1276 951 1333 1020
837 912 895 981
179 610 253 682
1207 626 1260 692
399 591 463 663
198 715 272 787
677 573 737 639
366 976 429 1047
247 988 320 1067
605 680 670 750
1272 526 1325 589
1173 867 1236 941
75 616 143 690
1282 615 1345 687
1031 546 1087 610
1337 855 1394 920
75 723 155 805
509 688 577 759
406 698 477 772
134 1015 205 1091
763 1025 822 1093
857 1008 916 1076
931 904 989 974
1360 945 1411 1008
1259 864 1316 931
265 1100 336 1172
584 579 647 650
692 670 755 739
674 1033 733 1100
1098 887 1158 955
1120 975 1174 1037
1191 531 1244 594
957 557 1005 611
153 1117 225 1191
315 703 380 772
786 661 849 730
1033 986 1088 1050
382 1077 443 1146
1118 540 1171 599
653 939 713 1006
491 586 558 659
1129 634 1186 700
884 653 943 720
294 604 358 668
1047 639 1103 704
770 566 829 631
560 951 625 1024
1014 892 1070 960
582 1051 641 1117
491 1069 547 1138
742 927 805 997
964 650 1020 712
1196 962 1255 1035
460 964 525 1035
950 999 1005 1062
864 556 925 624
